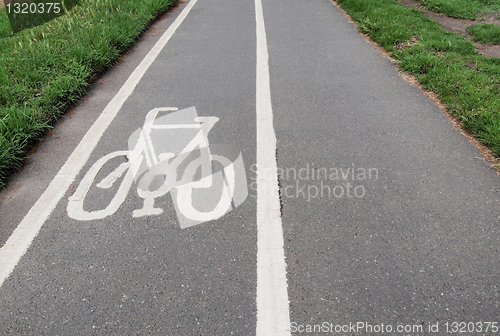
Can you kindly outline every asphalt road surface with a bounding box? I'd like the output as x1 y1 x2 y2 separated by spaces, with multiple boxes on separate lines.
0 0 498 335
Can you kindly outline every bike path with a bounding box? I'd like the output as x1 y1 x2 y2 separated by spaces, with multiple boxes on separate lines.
0 0 258 334
0 0 498 335
265 0 499 330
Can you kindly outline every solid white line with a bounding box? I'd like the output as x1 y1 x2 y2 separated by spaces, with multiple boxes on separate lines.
0 0 199 288
255 0 291 334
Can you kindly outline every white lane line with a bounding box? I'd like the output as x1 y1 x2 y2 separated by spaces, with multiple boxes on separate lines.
0 0 199 288
255 0 291 334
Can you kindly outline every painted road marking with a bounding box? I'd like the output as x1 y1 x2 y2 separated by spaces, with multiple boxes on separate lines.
67 107 248 228
0 0 199 288
255 0 291 334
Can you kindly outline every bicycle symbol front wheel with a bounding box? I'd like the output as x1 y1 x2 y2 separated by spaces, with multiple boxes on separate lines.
174 153 238 226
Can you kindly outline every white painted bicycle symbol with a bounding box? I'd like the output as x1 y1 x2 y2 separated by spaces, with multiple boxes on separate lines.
67 106 248 228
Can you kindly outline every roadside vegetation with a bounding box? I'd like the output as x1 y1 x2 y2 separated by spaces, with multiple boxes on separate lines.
467 23 500 44
335 0 500 161
0 0 176 187
414 0 500 20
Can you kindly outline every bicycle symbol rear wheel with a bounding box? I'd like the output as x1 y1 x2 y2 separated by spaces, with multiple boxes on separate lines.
67 151 135 221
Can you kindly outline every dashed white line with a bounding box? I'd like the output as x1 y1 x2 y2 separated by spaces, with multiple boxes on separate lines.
0 0 199 288
255 0 291 334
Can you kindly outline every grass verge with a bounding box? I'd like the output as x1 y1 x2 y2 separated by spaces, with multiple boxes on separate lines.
467 24 500 44
335 0 500 160
0 0 176 187
414 0 500 20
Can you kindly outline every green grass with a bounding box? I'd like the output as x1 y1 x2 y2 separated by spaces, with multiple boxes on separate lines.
4 0 81 33
415 0 500 20
0 0 176 187
336 0 500 158
467 24 500 44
